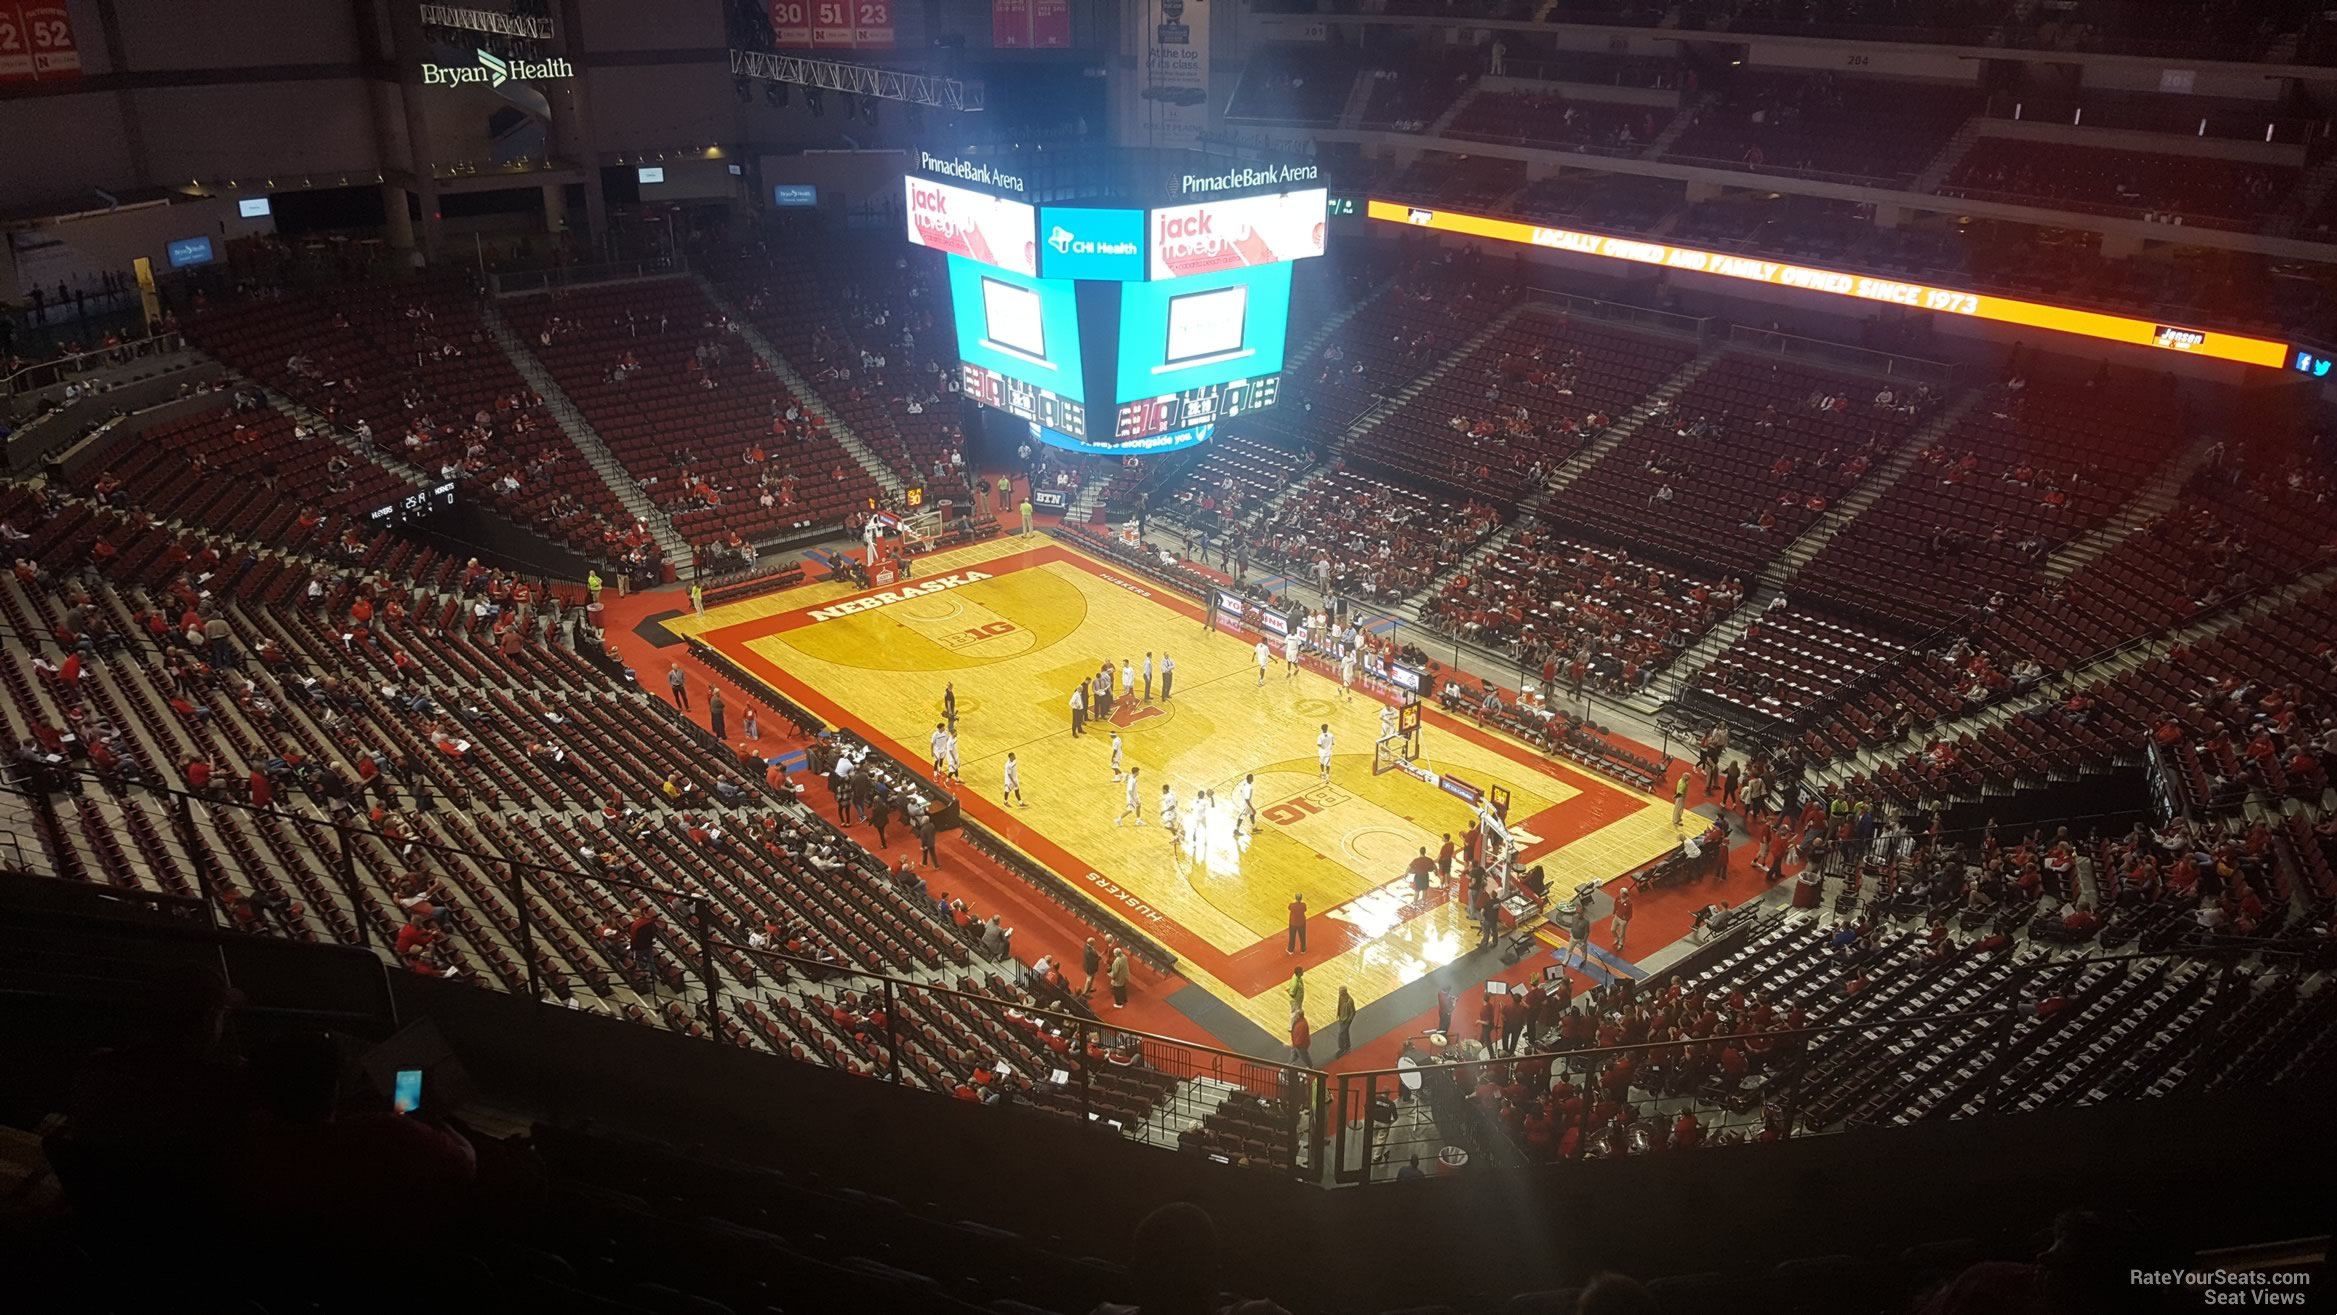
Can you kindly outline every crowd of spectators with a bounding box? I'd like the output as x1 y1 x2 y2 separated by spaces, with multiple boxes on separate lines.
1424 525 1740 698
1245 467 1504 604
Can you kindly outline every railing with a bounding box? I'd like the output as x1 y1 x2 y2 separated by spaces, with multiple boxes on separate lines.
718 939 1304 1173
1436 126 1650 160
1652 150 1920 191
489 255 687 297
1984 98 2313 146
1324 1005 2022 1184
0 766 1310 1173
1725 323 1959 387
1930 183 2263 233
1523 290 1712 343
3 331 189 404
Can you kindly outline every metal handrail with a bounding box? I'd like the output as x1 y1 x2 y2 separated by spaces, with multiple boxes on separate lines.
3 331 188 398
1723 323 1958 387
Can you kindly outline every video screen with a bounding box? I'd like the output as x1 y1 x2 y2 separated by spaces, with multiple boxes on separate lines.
1163 285 1249 369
980 277 1048 363
1116 262 1291 399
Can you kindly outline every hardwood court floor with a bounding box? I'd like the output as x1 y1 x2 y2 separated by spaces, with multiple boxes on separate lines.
670 535 1683 1038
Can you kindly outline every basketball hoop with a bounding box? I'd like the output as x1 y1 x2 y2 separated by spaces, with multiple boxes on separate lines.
898 508 942 552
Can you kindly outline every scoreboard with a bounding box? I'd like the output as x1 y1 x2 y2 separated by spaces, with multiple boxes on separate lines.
961 361 1088 438
920 150 1317 453
1112 376 1280 440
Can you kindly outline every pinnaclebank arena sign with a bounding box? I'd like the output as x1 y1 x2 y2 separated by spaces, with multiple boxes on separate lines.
422 48 574 87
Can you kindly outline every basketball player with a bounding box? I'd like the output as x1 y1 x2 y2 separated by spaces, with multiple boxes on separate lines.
929 722 950 779
1120 659 1135 706
1254 638 1270 687
1109 729 1125 780
1190 788 1211 849
1159 784 1181 850
1236 773 1258 835
1316 724 1335 783
1284 628 1301 679
1338 644 1356 701
943 728 962 784
1001 752 1025 808
1115 765 1145 826
1380 701 1399 742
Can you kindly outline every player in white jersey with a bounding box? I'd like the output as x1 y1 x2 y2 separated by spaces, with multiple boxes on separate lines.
1001 752 1025 807
929 722 950 779
1190 788 1212 847
1379 701 1399 742
1284 629 1301 678
1120 660 1134 704
1109 730 1125 779
1236 773 1257 835
1115 766 1145 825
1254 638 1270 687
943 729 961 784
1316 724 1335 783
1159 786 1181 850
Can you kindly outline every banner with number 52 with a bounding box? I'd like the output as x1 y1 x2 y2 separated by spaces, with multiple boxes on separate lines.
0 2 85 83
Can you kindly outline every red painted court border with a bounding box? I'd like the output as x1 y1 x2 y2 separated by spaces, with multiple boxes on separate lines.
690 541 1662 997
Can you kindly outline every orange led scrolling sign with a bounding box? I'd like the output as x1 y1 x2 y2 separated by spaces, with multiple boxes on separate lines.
1367 200 2290 370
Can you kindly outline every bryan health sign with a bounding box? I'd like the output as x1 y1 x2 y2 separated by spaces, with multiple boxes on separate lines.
422 47 575 87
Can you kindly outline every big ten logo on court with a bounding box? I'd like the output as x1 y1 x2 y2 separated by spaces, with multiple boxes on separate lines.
937 620 1018 650
1262 784 1351 828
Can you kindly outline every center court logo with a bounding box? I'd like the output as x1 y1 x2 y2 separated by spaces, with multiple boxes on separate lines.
421 47 574 87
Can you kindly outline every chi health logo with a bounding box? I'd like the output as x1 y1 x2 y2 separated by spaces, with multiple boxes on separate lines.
422 47 575 88
1047 224 1140 258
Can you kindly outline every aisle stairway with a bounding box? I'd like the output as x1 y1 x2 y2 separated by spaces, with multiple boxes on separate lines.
690 272 904 500
482 304 694 574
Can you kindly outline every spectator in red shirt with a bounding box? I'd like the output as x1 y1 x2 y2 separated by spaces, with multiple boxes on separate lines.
394 910 438 959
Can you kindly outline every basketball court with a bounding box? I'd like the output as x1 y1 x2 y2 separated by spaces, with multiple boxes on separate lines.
667 534 1684 1037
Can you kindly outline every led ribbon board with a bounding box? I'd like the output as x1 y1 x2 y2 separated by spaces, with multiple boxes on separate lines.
1367 200 2290 370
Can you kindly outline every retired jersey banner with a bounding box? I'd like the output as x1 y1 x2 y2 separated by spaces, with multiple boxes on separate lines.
992 0 1029 47
1032 0 1069 47
806 0 891 49
766 0 812 47
0 2 83 83
995 0 1067 48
